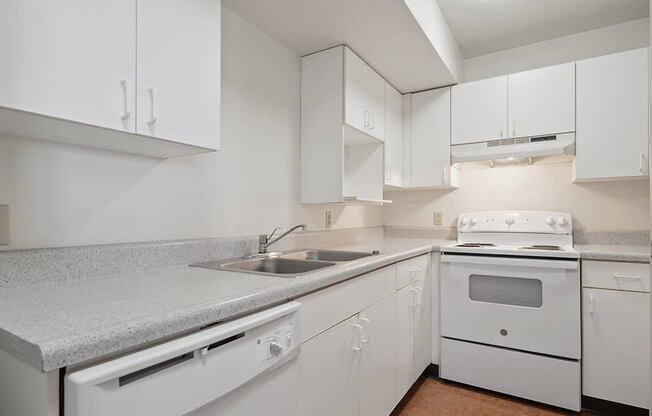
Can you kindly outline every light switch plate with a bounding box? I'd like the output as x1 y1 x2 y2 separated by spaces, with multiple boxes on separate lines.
433 211 442 226
0 205 8 245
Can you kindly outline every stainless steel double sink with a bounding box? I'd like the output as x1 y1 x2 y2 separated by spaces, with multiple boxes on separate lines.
192 249 379 277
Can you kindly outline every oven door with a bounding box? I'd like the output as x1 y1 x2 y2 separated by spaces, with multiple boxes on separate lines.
441 254 580 359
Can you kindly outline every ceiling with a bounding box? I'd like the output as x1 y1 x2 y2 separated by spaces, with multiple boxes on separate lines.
222 0 459 93
437 0 649 58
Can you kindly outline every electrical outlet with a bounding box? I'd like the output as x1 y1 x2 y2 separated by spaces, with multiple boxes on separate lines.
433 211 442 226
0 205 8 245
325 210 332 229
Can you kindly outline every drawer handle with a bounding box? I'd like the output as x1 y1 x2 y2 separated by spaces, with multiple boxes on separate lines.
409 267 422 273
410 288 419 308
613 274 641 281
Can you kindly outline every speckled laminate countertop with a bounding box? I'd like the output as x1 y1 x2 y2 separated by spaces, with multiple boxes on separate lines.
575 244 650 263
0 238 451 372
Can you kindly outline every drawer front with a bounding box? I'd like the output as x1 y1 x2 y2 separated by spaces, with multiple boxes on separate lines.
298 265 396 342
396 254 429 289
441 338 581 411
582 260 650 292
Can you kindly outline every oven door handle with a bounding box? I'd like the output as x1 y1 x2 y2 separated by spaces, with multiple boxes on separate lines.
440 254 578 270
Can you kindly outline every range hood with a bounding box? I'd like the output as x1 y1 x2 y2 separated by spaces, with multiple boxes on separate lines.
451 133 575 163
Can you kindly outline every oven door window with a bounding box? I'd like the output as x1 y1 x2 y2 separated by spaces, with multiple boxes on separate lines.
469 274 543 308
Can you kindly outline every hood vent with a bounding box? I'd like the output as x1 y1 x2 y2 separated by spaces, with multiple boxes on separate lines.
451 133 575 163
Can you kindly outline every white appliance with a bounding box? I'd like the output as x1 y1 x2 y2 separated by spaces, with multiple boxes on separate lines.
451 132 575 163
440 211 581 411
65 302 301 416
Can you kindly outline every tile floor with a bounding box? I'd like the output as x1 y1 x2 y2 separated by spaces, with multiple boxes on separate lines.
392 377 591 416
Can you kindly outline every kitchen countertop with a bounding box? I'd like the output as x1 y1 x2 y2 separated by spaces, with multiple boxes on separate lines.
0 238 452 372
575 244 650 263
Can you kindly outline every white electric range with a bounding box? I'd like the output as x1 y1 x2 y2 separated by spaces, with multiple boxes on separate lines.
440 210 581 411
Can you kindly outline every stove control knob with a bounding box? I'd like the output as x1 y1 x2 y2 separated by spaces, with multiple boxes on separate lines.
470 217 478 225
546 216 555 225
557 217 567 226
460 217 469 226
505 217 515 225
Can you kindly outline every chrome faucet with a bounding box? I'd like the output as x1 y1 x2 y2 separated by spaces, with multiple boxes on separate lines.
259 224 307 253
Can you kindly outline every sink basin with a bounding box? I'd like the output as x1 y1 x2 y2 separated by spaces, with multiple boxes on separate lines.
281 249 376 262
194 257 336 277
192 249 379 277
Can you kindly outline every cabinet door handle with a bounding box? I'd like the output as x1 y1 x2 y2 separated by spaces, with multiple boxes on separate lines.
120 79 131 120
352 323 364 351
359 317 370 344
410 288 419 308
147 87 158 126
639 152 648 175
386 167 391 180
370 112 375 130
443 167 450 185
613 274 641 281
511 119 516 137
363 111 369 129
588 293 595 316
500 120 504 138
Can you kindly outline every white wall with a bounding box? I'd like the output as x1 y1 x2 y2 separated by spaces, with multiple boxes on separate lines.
384 162 650 231
465 18 649 81
0 7 381 250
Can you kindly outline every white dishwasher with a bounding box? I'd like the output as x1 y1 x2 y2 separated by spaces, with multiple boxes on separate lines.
65 302 301 416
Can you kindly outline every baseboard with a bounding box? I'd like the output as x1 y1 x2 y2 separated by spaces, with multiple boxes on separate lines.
423 363 439 379
582 395 648 416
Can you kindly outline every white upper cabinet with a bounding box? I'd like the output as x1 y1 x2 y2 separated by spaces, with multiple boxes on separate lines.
574 48 649 181
408 88 458 188
345 48 385 142
301 46 387 204
384 82 403 187
0 0 136 132
451 76 507 145
137 0 221 150
507 63 575 138
0 0 221 158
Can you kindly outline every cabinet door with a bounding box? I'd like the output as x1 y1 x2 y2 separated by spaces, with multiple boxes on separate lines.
366 70 386 142
137 0 220 149
508 63 575 138
359 295 397 416
345 48 372 135
451 76 507 144
299 315 358 416
384 83 403 186
575 48 649 180
410 88 451 187
395 285 416 401
413 258 432 379
0 0 136 132
582 288 649 408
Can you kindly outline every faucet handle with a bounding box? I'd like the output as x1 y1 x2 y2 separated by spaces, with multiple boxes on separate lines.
266 227 280 240
259 234 269 244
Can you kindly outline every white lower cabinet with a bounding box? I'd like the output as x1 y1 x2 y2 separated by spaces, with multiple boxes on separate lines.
396 254 432 400
582 287 650 409
299 255 433 416
299 315 359 416
358 294 397 416
396 284 416 400
299 294 397 416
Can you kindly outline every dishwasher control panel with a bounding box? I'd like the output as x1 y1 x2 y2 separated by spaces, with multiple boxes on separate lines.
256 323 293 362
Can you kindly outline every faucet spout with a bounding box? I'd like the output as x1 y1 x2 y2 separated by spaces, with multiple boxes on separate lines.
259 224 307 253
